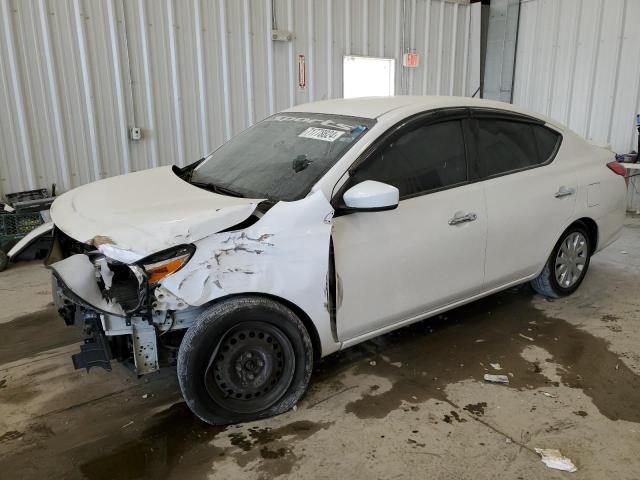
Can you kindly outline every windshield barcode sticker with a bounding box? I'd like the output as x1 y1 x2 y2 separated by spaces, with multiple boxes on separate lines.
298 127 345 142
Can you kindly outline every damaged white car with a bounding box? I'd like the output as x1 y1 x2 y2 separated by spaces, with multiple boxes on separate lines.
39 97 626 425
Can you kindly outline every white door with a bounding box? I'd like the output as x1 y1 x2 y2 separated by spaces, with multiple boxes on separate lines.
472 116 577 288
331 116 487 341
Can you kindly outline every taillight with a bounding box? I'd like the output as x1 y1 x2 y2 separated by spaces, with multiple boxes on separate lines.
607 161 628 186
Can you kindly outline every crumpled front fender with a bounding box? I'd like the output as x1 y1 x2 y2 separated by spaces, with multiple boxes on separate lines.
158 190 339 357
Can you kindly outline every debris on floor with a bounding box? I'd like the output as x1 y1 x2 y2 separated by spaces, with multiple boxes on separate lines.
540 391 558 398
534 448 578 473
519 333 535 341
483 374 510 384
489 362 502 370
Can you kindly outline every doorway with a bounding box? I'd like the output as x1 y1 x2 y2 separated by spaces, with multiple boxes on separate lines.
343 56 396 99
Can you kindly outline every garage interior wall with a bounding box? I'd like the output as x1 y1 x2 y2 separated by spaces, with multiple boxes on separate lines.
513 0 640 155
482 0 519 102
0 0 478 198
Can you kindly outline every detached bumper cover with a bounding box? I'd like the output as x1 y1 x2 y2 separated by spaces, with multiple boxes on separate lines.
49 254 125 316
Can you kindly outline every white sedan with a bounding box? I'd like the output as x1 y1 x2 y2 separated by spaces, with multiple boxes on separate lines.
41 96 626 425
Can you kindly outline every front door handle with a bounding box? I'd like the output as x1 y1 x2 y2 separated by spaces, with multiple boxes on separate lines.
449 212 477 226
555 186 575 198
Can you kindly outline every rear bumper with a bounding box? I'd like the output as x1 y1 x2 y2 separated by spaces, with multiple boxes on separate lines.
593 197 627 254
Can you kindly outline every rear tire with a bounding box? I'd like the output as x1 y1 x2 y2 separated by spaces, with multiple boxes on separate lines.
531 224 591 298
177 296 313 425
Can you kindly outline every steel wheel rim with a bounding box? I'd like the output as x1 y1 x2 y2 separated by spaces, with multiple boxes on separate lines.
555 232 587 288
204 321 295 414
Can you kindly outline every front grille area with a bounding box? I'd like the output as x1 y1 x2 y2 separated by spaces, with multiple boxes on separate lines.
52 227 146 314
102 263 144 312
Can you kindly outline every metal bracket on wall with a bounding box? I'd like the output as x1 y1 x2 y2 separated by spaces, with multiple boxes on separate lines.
271 29 293 42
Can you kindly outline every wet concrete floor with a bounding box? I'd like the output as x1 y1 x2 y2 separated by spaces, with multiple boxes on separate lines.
1 217 640 479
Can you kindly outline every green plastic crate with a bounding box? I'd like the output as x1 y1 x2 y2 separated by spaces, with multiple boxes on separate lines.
0 212 44 242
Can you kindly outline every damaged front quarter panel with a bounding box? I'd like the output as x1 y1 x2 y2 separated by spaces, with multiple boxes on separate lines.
158 190 340 356
47 190 339 375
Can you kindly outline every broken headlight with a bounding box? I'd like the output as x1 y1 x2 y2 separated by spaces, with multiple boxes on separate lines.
138 245 196 285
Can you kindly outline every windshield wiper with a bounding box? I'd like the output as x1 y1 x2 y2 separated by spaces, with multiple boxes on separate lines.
191 181 245 198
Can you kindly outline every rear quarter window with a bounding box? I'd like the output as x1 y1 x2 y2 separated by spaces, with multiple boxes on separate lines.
533 124 561 161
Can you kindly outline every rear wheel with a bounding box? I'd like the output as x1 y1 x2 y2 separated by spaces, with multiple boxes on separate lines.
531 224 591 298
177 296 313 425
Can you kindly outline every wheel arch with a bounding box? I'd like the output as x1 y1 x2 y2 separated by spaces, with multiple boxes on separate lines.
571 217 599 252
535 216 599 278
202 292 323 361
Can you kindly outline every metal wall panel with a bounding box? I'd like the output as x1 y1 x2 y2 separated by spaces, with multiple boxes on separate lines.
628 174 640 213
483 0 520 102
513 0 640 155
0 0 476 197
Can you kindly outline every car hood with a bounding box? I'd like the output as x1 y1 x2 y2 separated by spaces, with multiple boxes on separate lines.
50 166 263 262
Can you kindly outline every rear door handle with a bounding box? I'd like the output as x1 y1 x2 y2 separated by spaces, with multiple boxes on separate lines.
449 212 477 226
555 186 575 198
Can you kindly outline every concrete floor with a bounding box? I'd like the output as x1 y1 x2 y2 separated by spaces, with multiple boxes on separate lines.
1 217 639 479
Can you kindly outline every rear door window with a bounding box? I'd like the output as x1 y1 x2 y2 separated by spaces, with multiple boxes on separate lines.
476 119 561 177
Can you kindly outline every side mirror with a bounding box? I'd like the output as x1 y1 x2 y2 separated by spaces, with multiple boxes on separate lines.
342 180 399 212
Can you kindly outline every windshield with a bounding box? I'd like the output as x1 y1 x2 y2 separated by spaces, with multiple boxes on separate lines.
191 112 375 201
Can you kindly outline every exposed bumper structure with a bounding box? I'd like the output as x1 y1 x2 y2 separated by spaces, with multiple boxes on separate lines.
71 312 113 372
50 254 170 375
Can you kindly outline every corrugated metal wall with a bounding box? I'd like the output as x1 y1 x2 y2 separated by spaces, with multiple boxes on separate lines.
513 0 640 155
0 0 477 197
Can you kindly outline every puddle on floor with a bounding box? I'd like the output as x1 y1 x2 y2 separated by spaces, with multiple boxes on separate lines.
334 286 640 422
78 402 226 480
0 306 82 365
78 402 332 480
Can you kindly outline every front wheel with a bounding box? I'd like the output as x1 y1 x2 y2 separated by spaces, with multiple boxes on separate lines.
177 296 313 425
531 224 591 298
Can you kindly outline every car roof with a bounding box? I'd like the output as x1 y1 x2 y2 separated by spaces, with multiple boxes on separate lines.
284 95 560 127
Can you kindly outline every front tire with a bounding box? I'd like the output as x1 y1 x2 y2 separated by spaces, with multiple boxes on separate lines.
531 224 591 298
177 296 313 425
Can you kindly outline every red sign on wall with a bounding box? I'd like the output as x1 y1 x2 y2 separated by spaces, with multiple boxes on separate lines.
403 52 420 68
